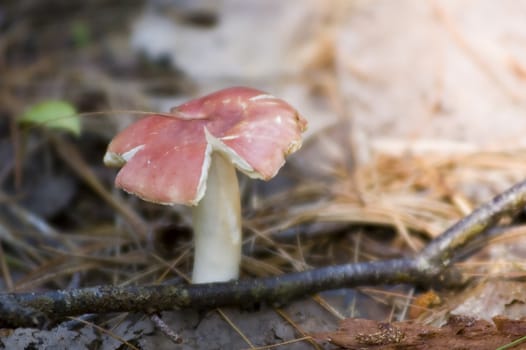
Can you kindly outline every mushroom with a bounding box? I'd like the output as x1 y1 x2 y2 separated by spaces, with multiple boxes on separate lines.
104 87 307 283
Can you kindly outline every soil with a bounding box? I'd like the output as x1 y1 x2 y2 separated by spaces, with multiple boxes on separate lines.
2 1 526 349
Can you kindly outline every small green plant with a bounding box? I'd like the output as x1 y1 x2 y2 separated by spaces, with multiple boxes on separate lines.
19 100 81 136
71 21 91 48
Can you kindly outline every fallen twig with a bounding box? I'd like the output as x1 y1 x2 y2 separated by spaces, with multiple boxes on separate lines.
2 259 423 328
417 178 526 270
2 178 526 328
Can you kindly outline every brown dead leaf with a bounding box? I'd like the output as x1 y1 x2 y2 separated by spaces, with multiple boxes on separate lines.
313 315 526 349
409 290 442 319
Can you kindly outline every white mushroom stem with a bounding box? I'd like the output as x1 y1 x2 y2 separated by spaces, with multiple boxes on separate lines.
191 152 242 283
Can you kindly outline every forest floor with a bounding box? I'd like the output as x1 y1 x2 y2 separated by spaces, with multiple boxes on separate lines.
2 1 526 349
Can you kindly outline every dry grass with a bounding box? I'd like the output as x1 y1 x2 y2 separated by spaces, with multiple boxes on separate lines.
2 1 526 347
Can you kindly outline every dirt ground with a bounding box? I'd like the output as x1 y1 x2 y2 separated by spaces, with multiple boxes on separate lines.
2 0 526 349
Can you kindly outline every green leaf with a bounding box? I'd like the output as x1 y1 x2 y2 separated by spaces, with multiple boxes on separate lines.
19 100 81 136
71 21 91 48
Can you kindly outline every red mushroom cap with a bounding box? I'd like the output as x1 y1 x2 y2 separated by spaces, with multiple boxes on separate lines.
104 87 307 205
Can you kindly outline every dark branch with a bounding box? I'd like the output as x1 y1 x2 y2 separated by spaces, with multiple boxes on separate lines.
2 259 427 327
417 179 526 269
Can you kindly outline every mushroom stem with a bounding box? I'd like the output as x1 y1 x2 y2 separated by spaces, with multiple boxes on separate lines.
191 152 242 283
